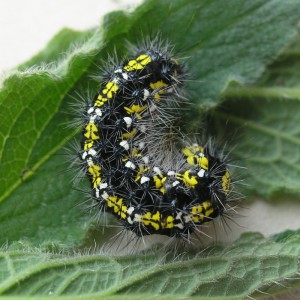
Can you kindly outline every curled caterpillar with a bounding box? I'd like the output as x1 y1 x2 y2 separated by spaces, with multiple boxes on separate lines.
79 38 232 239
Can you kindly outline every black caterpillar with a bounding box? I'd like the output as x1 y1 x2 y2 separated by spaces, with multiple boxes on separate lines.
79 38 232 239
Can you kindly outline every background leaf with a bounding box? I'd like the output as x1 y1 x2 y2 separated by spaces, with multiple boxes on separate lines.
208 32 300 198
0 232 299 299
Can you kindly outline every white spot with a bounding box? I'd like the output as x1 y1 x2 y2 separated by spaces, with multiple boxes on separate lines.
133 214 142 222
197 169 205 178
153 166 162 176
143 89 150 101
102 192 109 200
123 117 132 128
139 142 145 149
114 68 122 74
120 140 129 151
149 104 157 112
86 157 93 166
89 115 96 122
142 156 149 164
122 72 128 80
125 161 136 170
127 206 135 216
95 188 100 198
127 216 134 224
172 180 180 187
88 149 97 156
141 176 150 184
167 171 176 176
87 107 94 114
184 215 192 223
112 77 119 84
95 108 102 116
175 212 183 220
193 143 199 147
82 151 88 160
99 183 108 190
174 223 184 229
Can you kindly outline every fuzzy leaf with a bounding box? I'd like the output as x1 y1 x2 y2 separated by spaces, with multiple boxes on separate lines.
0 232 299 299
208 33 300 198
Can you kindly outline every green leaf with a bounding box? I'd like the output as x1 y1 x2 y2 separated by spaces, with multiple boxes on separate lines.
208 32 300 198
258 32 300 88
1 0 300 247
0 232 299 299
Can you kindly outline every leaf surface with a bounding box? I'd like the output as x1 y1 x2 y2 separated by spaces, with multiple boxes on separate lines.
0 232 299 299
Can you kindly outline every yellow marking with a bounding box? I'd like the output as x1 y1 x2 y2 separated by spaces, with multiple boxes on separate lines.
153 174 167 194
170 57 179 65
141 211 161 231
161 215 174 229
150 81 168 102
107 196 115 208
182 145 205 156
94 95 107 107
203 201 212 210
121 205 127 219
122 128 137 139
88 164 102 188
84 123 99 140
186 155 208 170
153 175 162 189
93 177 101 188
103 82 119 99
122 147 141 163
107 196 127 219
124 54 152 71
190 205 205 223
135 166 150 182
182 170 198 187
190 213 204 223
192 205 203 214
150 80 168 90
222 170 231 191
88 164 101 178
124 104 147 115
116 198 123 215
84 139 94 150
181 147 194 157
190 203 214 223
205 208 214 218
131 147 141 157
182 146 208 170
203 201 215 220
159 176 167 193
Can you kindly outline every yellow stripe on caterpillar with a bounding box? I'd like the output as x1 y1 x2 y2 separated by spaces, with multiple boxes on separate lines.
141 211 161 231
84 123 99 140
122 128 137 139
84 139 94 150
161 215 174 229
176 170 198 188
124 104 147 115
222 170 231 191
124 54 152 71
102 82 119 98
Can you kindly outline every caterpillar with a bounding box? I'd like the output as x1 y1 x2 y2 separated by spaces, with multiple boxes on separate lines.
78 37 232 240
